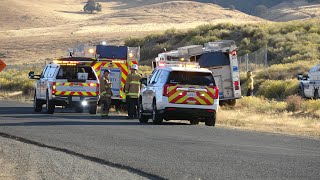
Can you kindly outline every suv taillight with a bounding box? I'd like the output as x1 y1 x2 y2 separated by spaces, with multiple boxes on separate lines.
163 84 172 97
209 86 219 99
234 81 240 90
52 82 56 95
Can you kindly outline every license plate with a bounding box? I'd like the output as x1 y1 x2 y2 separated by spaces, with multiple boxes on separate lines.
187 92 196 97
72 97 80 101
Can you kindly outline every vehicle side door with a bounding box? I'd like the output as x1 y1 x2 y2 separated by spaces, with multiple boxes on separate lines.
46 65 58 98
143 70 160 111
39 66 50 99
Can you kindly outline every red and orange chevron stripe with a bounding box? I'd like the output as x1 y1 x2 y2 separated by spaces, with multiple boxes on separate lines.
167 85 216 105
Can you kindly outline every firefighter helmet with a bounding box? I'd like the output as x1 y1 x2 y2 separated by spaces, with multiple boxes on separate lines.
131 64 138 70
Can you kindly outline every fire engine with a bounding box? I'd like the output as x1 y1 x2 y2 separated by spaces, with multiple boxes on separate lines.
153 41 241 106
70 44 140 107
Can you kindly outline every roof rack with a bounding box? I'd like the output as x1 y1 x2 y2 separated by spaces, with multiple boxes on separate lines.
204 40 237 52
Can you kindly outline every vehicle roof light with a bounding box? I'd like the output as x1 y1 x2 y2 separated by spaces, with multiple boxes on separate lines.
231 50 237 56
88 48 95 54
129 52 134 58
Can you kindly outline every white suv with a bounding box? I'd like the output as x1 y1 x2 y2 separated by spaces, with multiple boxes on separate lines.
139 67 219 126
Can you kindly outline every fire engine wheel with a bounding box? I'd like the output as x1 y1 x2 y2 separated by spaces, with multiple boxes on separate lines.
152 100 163 125
314 89 319 100
138 100 149 123
205 112 216 127
190 120 200 125
298 86 305 98
89 104 97 114
46 92 55 114
227 99 237 106
75 105 84 113
33 92 42 112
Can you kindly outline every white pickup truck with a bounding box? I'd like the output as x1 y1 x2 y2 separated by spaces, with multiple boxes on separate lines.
28 58 99 114
298 64 320 99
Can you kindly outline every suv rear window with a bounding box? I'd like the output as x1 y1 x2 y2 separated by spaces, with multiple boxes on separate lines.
166 71 215 86
56 65 97 81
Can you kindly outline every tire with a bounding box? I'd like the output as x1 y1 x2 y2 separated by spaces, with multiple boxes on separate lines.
190 120 200 125
33 91 42 112
298 86 305 98
75 105 84 113
46 91 55 114
205 111 216 127
314 89 319 100
138 99 149 123
152 100 163 125
227 99 237 106
89 104 97 114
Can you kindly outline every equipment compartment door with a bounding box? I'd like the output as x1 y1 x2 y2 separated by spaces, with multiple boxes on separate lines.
213 75 223 98
102 68 121 98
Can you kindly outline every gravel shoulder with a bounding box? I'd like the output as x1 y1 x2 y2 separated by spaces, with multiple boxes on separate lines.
0 136 147 180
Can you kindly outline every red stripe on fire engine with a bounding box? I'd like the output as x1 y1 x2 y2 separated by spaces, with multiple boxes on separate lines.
87 92 93 96
78 92 83 96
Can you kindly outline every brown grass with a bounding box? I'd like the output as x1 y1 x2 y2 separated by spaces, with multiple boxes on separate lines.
217 109 320 138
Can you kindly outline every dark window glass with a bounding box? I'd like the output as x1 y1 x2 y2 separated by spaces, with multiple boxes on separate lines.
167 71 215 86
96 45 127 59
56 66 96 81
198 52 230 67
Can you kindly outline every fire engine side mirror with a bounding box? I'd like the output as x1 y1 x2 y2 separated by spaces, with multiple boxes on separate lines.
140 78 147 86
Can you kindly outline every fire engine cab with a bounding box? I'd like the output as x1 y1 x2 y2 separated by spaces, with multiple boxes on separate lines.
139 50 219 126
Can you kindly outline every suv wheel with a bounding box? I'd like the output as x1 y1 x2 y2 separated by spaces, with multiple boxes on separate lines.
33 91 42 112
152 100 163 125
138 100 149 123
89 103 97 114
190 120 200 125
205 111 216 127
46 91 55 114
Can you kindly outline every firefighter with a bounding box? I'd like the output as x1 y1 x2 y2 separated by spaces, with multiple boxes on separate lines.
125 64 142 119
100 69 113 118
246 71 254 96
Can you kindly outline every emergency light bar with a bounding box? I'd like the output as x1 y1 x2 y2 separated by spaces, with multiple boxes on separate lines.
156 60 200 68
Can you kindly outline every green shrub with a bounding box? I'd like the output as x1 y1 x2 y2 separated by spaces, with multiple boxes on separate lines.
236 96 286 113
257 79 299 99
125 20 320 64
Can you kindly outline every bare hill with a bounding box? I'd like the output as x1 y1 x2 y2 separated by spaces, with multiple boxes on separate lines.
0 0 263 64
264 1 320 21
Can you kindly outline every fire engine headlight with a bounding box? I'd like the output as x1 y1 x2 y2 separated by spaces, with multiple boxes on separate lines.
81 101 88 106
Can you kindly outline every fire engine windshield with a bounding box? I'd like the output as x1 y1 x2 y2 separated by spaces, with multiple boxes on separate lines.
198 52 230 67
56 65 97 81
167 71 215 86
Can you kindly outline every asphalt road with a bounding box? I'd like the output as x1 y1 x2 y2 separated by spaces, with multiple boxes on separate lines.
0 101 320 179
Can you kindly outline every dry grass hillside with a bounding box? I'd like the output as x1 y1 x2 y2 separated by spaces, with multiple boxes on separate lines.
0 0 263 64
264 1 320 21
